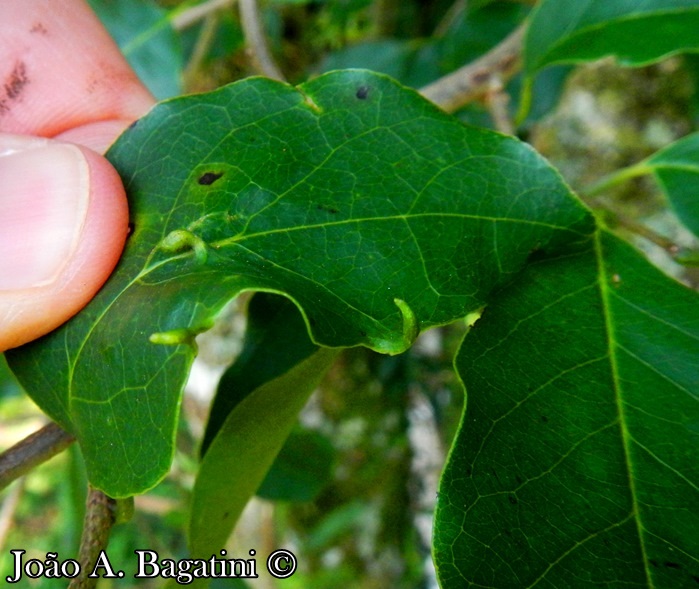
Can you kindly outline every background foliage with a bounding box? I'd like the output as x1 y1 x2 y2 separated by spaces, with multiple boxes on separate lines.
1 1 698 588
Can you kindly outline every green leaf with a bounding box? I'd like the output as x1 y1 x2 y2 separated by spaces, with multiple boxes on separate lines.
0 354 22 400
202 292 335 503
189 346 338 561
6 70 592 497
257 428 335 502
524 0 699 76
201 293 319 455
434 230 699 588
89 0 183 99
643 132 699 238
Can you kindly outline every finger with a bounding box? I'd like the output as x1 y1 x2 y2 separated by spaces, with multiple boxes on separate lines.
0 0 155 138
0 134 129 351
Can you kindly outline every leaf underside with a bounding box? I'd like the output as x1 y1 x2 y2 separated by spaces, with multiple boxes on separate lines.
435 230 699 588
525 0 699 76
643 131 699 239
190 293 338 562
6 70 592 497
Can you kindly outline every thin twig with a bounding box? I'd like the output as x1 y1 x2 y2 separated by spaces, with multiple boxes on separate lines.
172 0 236 31
69 487 118 589
484 75 514 134
434 0 467 38
239 0 285 81
183 11 221 90
0 422 74 491
0 477 25 552
420 23 525 113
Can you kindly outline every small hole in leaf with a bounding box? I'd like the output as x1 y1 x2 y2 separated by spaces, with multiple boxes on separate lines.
198 171 224 185
356 86 370 100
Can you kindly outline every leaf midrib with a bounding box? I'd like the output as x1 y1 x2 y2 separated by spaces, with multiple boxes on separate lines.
594 229 653 587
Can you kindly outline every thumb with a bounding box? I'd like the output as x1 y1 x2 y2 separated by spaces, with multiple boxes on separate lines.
0 133 129 351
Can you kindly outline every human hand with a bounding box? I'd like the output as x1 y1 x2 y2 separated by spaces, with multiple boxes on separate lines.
0 0 155 351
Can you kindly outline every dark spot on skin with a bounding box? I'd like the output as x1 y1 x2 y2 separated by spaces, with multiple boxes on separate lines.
317 204 339 214
198 172 224 186
30 22 48 35
356 85 370 100
508 495 518 505
664 562 682 570
0 61 29 114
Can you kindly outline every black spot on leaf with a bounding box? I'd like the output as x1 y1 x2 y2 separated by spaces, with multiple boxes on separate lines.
198 172 224 186
508 495 518 505
356 86 370 100
317 204 339 214
664 562 682 570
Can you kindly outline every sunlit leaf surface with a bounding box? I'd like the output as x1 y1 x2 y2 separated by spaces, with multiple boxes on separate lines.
6 70 590 496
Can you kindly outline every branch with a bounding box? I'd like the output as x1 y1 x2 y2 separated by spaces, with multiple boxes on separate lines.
69 487 118 589
239 0 285 81
483 74 514 134
420 23 526 113
0 422 74 491
171 0 236 31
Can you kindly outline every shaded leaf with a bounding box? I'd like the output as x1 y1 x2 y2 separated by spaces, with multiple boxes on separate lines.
6 70 592 497
201 293 318 455
89 0 183 99
202 292 335 504
525 0 699 76
0 354 22 400
434 230 699 588
189 346 337 561
643 131 699 238
257 428 335 502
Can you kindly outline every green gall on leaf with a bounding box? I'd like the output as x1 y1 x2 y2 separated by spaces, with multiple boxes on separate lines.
394 298 419 351
149 326 207 348
158 229 208 264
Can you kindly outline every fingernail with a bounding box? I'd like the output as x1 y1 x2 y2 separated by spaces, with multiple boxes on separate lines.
0 137 89 290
